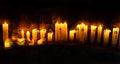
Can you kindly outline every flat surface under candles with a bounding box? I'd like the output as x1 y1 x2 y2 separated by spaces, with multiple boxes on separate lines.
0 42 120 64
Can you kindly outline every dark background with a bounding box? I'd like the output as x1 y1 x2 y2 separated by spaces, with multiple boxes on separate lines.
0 0 120 24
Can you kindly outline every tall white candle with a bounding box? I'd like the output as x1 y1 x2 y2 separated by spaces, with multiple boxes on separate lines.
112 28 119 46
90 25 97 43
103 29 111 45
55 22 61 41
97 25 102 43
26 31 30 41
69 30 75 41
21 29 24 38
61 22 68 41
2 22 8 42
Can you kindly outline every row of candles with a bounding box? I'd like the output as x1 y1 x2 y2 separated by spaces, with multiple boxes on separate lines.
2 21 120 48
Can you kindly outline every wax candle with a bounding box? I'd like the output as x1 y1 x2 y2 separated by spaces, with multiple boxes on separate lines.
55 22 61 41
103 29 111 45
69 30 75 41
55 22 68 41
32 29 37 44
112 28 119 46
90 25 97 43
61 22 68 41
97 25 102 43
84 25 88 41
2 22 8 42
76 23 88 43
21 29 24 38
26 31 30 41
40 29 46 39
76 24 81 41
47 32 53 42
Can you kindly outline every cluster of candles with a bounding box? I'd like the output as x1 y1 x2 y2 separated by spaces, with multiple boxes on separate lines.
2 21 120 48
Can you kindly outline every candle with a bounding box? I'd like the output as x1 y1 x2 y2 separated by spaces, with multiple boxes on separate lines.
61 22 68 41
55 22 61 41
69 30 75 41
76 24 80 41
103 29 111 45
47 32 53 42
84 25 88 41
112 28 119 46
32 29 37 44
21 29 24 38
76 23 88 43
2 22 8 42
55 22 68 41
97 25 102 43
40 29 46 39
90 25 97 43
26 31 30 41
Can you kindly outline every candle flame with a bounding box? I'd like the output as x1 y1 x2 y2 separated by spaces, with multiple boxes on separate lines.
4 22 7 24
104 29 111 32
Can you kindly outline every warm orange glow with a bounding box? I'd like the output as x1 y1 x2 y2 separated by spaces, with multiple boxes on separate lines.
40 29 46 39
21 29 24 38
69 30 75 40
17 38 25 45
76 23 88 42
2 22 9 42
90 25 97 43
55 22 68 41
37 39 43 45
4 38 13 48
103 29 111 44
32 29 37 42
97 25 103 43
112 27 119 46
26 31 30 41
47 32 53 42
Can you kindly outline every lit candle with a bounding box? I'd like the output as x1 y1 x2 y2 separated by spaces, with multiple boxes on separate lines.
103 29 111 45
90 25 97 43
47 32 53 42
97 25 102 43
55 22 61 41
69 30 75 41
76 24 80 41
112 28 119 46
61 22 68 41
32 29 37 44
2 22 8 42
26 31 30 41
21 29 24 38
40 29 46 39
84 25 88 41
76 23 88 43
55 22 68 41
